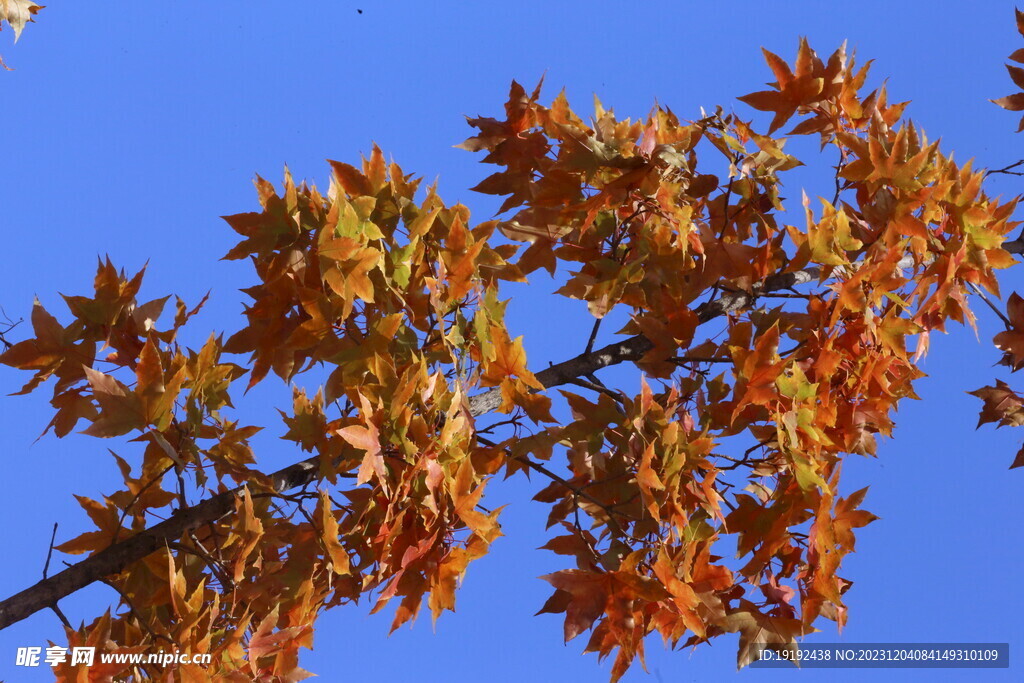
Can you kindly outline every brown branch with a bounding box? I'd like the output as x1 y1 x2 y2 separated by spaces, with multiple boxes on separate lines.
42 523 58 580
565 377 628 404
669 356 732 365
177 535 235 591
967 281 1012 328
0 307 22 350
112 462 175 545
50 604 72 632
1001 234 1024 256
0 488 237 630
42 524 73 631
985 159 1024 178
584 318 602 355
832 142 848 205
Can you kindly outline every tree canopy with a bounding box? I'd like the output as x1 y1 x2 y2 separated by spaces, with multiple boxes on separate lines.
2 6 1024 681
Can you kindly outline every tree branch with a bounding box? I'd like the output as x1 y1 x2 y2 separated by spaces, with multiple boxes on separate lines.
0 488 236 630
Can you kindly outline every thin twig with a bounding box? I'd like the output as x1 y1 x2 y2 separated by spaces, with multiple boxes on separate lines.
50 606 72 631
476 417 522 435
668 356 732 365
832 143 848 205
43 523 58 579
716 437 777 471
565 377 627 405
175 466 189 510
42 524 73 631
571 504 603 566
0 306 22 349
967 281 1012 328
985 159 1024 178
112 462 176 545
187 533 235 590
584 318 602 355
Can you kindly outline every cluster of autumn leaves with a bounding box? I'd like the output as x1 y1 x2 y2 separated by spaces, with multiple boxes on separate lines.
4 8 1024 681
972 9 1024 465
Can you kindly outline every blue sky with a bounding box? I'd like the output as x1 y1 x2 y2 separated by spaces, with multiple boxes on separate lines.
1 1 1023 681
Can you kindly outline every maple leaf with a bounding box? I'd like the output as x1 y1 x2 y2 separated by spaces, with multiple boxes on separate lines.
450 458 491 535
315 490 350 575
725 599 814 669
831 487 879 553
0 300 76 394
541 570 610 642
480 324 543 391
81 366 144 437
970 380 1024 429
731 323 785 421
993 292 1024 370
760 574 796 606
737 39 839 134
994 14 1024 133
0 0 42 41
232 488 265 584
247 606 314 680
336 421 383 485
54 495 123 556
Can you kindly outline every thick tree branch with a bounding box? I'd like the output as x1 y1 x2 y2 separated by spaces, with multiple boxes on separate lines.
0 489 236 630
1 246 1017 631
1002 236 1024 255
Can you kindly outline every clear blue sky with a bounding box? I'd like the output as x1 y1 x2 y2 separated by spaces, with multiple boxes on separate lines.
1 2 1023 681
